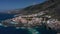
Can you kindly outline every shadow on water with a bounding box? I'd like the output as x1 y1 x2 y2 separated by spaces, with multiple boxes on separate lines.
35 24 57 34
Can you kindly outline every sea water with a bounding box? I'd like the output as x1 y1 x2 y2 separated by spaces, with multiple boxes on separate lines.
0 13 14 21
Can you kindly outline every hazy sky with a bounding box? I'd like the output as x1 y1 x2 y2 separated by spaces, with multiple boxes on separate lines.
0 0 46 10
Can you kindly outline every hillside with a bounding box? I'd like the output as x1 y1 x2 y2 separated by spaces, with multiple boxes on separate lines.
6 1 47 14
1 0 60 20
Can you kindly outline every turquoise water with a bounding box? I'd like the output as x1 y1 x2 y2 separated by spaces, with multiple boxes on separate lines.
0 14 57 34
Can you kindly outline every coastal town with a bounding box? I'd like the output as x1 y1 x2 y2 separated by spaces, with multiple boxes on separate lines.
0 0 60 34
0 10 60 31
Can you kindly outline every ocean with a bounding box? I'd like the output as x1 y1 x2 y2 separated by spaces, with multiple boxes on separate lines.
0 13 14 21
0 14 57 34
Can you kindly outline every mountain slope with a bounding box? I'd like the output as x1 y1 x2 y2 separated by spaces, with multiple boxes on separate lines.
1 0 60 20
